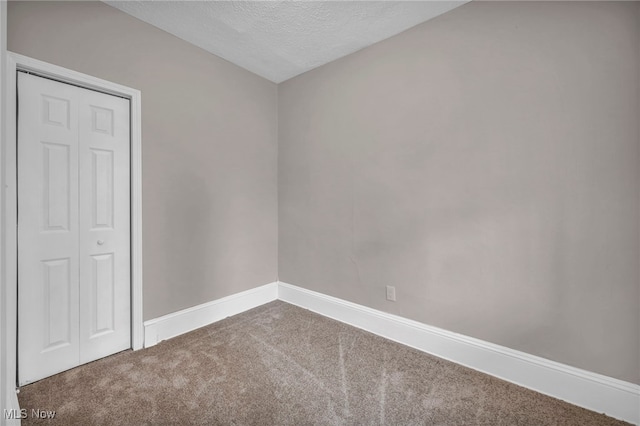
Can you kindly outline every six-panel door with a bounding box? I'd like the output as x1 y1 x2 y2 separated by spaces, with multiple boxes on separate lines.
18 72 131 385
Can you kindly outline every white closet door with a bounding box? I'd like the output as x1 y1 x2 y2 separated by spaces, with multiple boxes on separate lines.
18 73 81 385
18 72 131 385
78 86 130 364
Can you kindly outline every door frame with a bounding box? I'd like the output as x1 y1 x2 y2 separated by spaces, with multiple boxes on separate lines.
2 52 143 392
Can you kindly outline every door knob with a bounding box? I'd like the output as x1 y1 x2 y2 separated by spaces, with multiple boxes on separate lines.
97 240 104 245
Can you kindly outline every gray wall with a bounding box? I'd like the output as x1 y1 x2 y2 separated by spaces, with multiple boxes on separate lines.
8 1 278 320
279 1 640 384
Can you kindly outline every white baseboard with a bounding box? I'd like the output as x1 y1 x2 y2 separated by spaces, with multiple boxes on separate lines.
144 282 278 347
278 282 640 425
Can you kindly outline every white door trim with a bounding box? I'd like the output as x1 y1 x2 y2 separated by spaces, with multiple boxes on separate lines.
2 52 143 391
0 4 22 424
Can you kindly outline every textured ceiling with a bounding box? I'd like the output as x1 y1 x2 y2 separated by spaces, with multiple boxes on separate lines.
104 1 468 83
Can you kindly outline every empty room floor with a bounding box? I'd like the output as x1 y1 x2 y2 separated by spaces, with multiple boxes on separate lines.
18 301 628 425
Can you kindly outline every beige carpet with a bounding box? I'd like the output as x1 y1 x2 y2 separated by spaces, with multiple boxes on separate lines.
19 301 628 425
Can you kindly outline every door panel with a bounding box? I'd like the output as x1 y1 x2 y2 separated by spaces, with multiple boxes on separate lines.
41 257 72 351
79 88 130 364
90 148 114 229
41 142 71 231
18 72 131 385
18 73 80 385
90 253 115 337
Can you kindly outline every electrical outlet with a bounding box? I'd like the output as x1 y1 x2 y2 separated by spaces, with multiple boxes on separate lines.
386 285 396 302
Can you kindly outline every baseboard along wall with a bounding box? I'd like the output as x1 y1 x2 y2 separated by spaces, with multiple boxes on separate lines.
143 281 640 425
143 282 278 347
